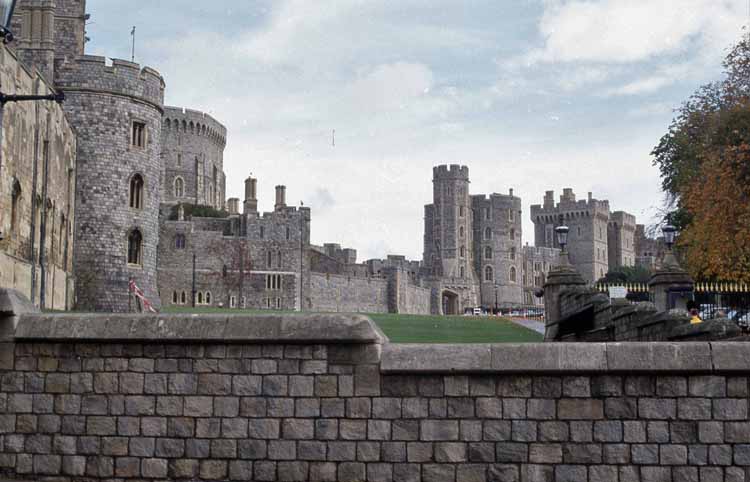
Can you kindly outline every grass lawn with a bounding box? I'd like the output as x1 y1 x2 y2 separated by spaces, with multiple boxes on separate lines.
161 306 542 343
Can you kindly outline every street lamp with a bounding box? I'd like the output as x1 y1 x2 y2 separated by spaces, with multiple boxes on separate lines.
662 225 677 250
0 0 17 43
555 225 572 268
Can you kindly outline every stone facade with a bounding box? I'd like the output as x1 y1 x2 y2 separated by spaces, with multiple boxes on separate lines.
531 189 635 284
13 0 165 312
635 224 667 271
0 45 76 310
0 311 749 481
162 107 226 210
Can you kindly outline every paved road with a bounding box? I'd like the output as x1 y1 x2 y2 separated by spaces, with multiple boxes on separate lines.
508 317 545 335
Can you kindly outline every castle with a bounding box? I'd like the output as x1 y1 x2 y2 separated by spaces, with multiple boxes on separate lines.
0 1 642 314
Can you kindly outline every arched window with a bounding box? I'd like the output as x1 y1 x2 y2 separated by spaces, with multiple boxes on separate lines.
485 266 493 282
485 227 492 240
129 174 144 209
485 246 492 259
277 250 282 268
127 229 143 266
205 292 211 305
509 266 517 283
460 246 466 258
174 177 184 198
460 266 465 278
175 234 186 249
510 229 516 240
180 291 186 304
10 179 21 233
172 291 178 304
459 226 464 238
197 292 203 304
267 250 273 268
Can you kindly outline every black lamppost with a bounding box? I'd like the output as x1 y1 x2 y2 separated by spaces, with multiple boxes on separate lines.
661 225 680 268
555 225 571 267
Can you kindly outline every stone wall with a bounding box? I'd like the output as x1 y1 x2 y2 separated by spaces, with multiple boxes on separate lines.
0 44 76 310
309 273 389 313
0 312 749 481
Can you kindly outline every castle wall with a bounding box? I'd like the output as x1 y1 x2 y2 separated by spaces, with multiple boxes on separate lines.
162 107 227 210
608 211 636 270
2 313 748 482
55 56 165 312
0 44 76 309
386 268 431 315
308 272 388 313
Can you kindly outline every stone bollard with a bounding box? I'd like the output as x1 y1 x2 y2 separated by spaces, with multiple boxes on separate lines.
0 288 39 370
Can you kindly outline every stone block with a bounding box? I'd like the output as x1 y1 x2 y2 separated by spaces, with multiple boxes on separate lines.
310 462 337 482
521 464 554 482
373 397 402 419
421 420 459 441
369 420 391 440
608 342 711 372
554 465 586 482
382 441 407 462
356 441 380 461
340 420 367 440
529 443 562 464
434 442 466 462
238 440 268 459
594 420 623 442
713 398 748 420
492 343 607 373
558 399 603 419
406 442 433 462
283 418 315 440
423 463 455 482
468 442 495 462
631 444 659 464
327 441 356 461
496 442 528 462
689 376 725 397
381 344 492 372
639 398 676 419
338 461 366 482
563 443 602 464
393 420 419 441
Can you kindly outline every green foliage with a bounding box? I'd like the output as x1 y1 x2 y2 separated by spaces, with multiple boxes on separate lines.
598 265 652 285
168 203 229 220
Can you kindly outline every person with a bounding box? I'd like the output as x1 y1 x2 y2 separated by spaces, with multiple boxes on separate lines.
687 300 702 324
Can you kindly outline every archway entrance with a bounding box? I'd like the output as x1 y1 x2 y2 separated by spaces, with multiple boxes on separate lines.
442 290 459 315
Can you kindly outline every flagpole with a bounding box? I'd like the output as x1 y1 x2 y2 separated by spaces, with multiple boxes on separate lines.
131 26 136 62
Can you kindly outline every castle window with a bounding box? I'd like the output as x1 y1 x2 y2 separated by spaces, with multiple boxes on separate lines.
266 274 282 290
174 177 184 198
286 227 291 240
578 226 581 236
197 292 203 304
230 296 236 308
509 208 514 222
485 208 490 220
267 250 273 268
127 229 143 266
172 291 178 304
485 246 492 259
510 247 516 261
10 179 21 234
175 234 186 249
277 250 282 268
266 298 272 309
459 206 465 217
459 226 464 238
205 292 211 305
485 227 492 240
181 291 186 304
510 228 516 240
509 266 517 283
485 266 494 282
460 246 466 258
129 174 144 209
459 266 465 278
259 226 264 239
131 121 146 148
177 154 182 167
276 298 281 309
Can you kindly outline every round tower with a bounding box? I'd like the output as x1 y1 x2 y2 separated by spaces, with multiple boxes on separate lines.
55 56 165 312
161 107 227 210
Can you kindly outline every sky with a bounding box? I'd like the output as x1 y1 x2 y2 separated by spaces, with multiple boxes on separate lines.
86 0 749 261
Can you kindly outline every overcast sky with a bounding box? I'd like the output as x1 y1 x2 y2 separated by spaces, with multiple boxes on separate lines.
86 0 748 261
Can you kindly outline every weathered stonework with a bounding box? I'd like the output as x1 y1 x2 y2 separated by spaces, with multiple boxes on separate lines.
0 44 76 310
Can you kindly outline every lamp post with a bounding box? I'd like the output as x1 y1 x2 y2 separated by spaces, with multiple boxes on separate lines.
661 225 679 269
555 225 571 267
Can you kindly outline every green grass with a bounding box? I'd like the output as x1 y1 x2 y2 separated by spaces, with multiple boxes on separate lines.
161 306 542 343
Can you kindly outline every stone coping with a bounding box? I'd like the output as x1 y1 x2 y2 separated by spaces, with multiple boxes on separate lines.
382 342 750 374
14 313 387 345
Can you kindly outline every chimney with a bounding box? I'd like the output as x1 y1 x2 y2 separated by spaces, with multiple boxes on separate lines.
275 185 287 211
562 188 575 202
243 177 257 214
544 190 554 209
509 188 514 197
588 192 593 202
227 198 240 215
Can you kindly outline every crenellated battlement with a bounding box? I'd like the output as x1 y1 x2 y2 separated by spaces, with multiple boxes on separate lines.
55 55 165 110
164 106 227 147
433 163 469 180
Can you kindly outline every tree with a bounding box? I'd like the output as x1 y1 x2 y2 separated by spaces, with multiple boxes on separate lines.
652 31 750 282
598 265 652 285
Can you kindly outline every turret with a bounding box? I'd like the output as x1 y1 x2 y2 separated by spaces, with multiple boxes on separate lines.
227 198 240 215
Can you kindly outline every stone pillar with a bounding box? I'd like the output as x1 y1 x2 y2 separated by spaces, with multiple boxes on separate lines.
541 256 586 341
275 185 287 211
0 289 39 371
648 250 694 313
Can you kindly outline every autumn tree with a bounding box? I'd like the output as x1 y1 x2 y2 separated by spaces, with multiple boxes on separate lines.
652 31 750 282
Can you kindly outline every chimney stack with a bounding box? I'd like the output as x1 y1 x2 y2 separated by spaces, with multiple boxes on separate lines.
509 188 514 197
588 192 593 202
275 185 287 211
544 190 554 209
227 198 240 215
243 177 258 214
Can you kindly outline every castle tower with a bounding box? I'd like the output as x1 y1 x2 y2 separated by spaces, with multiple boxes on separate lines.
244 176 258 214
161 107 227 210
275 185 287 211
423 165 479 314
